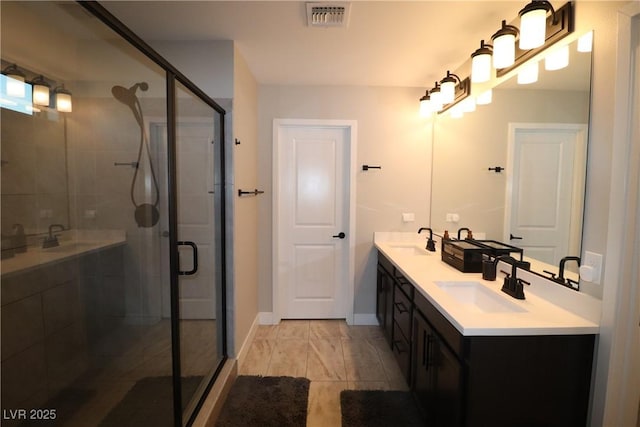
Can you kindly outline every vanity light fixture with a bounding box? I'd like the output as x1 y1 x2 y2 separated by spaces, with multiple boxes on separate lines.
419 91 433 117
517 61 539 84
54 85 72 112
519 0 557 50
491 20 519 69
476 89 493 106
429 82 443 111
31 75 51 106
577 31 593 53
2 63 26 98
440 71 463 104
544 44 569 70
470 40 493 83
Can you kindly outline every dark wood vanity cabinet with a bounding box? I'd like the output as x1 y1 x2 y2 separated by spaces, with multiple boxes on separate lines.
376 251 596 427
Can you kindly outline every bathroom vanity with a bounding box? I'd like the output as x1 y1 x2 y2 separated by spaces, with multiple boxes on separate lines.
1 230 126 411
375 232 599 427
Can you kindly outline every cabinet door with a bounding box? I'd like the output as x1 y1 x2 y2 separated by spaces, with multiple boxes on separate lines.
413 311 463 427
412 312 436 421
376 263 393 344
433 334 463 427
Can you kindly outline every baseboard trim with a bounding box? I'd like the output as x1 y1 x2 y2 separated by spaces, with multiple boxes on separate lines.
235 314 259 369
353 313 379 325
258 312 276 325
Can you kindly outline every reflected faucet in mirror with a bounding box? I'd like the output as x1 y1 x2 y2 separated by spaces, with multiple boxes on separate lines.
417 227 436 252
544 256 581 291
42 224 65 249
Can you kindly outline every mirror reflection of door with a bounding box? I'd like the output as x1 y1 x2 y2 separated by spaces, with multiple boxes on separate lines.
505 123 587 266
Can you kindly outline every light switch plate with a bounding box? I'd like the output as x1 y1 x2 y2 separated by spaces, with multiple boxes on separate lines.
582 251 603 285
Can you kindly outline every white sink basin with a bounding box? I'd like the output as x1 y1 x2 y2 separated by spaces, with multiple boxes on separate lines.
389 244 430 256
435 281 527 313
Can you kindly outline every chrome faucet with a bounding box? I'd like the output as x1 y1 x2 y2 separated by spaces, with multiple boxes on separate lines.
42 224 65 248
496 255 530 300
417 227 436 252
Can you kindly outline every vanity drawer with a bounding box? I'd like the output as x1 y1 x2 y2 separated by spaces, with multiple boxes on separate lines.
393 285 412 341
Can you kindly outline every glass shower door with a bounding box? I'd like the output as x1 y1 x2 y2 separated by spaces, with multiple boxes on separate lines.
172 80 225 424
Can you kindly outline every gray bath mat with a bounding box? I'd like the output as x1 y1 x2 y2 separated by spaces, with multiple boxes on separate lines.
340 390 424 427
216 376 310 427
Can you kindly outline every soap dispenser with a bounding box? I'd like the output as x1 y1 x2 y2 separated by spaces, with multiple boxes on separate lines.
12 224 27 253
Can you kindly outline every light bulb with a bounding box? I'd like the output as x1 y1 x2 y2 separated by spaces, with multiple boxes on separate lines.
545 44 569 71
519 8 547 49
577 31 593 53
476 89 493 105
517 62 539 84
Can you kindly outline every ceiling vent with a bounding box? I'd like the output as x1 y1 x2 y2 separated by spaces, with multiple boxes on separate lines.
306 3 351 28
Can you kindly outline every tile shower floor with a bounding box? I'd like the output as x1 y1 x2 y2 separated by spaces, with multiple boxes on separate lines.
238 319 409 427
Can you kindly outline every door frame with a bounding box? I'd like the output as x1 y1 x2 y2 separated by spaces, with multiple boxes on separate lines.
504 122 588 258
272 118 357 325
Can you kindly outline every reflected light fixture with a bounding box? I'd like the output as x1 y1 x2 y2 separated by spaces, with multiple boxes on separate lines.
2 64 26 98
492 20 519 68
450 104 464 119
519 0 556 50
440 71 462 104
476 89 493 106
471 40 493 83
544 44 569 70
54 85 72 112
517 61 539 84
577 31 593 53
460 97 476 113
31 75 51 106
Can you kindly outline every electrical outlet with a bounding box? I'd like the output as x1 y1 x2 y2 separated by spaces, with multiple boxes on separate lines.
402 213 415 223
446 213 460 223
581 251 603 285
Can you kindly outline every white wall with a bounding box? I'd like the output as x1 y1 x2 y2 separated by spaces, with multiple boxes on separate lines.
258 85 432 316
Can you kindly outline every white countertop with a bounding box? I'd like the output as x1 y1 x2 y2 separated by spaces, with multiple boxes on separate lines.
374 232 600 336
1 229 126 278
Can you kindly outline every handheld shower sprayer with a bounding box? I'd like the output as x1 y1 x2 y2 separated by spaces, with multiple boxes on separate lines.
111 81 160 228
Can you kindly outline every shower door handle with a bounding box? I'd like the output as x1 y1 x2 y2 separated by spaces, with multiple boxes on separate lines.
177 241 198 276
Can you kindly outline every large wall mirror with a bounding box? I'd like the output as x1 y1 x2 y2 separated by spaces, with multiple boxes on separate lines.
431 34 592 277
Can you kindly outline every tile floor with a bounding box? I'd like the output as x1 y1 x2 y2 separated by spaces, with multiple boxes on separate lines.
239 319 409 427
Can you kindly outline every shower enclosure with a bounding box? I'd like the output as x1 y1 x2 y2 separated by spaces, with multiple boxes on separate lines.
0 2 227 426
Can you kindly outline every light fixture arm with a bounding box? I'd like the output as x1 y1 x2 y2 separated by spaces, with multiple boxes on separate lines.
491 20 520 41
441 70 462 85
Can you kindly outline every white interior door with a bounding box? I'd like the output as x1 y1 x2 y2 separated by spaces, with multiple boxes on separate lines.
275 121 353 319
155 121 216 320
505 123 587 265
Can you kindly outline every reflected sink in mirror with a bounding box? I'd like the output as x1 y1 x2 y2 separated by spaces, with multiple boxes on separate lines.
39 242 97 253
435 281 527 313
389 244 430 256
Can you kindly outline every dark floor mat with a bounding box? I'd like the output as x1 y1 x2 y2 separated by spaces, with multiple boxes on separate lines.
340 390 424 427
99 376 202 427
216 376 310 427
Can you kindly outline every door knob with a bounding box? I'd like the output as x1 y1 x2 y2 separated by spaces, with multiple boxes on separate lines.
510 233 523 240
333 232 346 239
